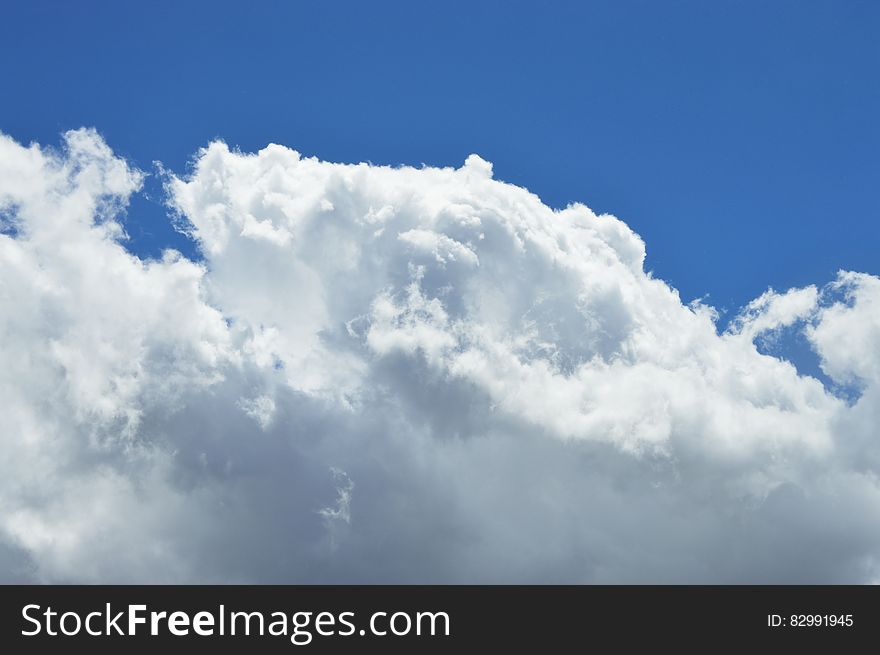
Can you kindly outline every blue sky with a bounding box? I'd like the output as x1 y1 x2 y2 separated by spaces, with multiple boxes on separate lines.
1 0 877 314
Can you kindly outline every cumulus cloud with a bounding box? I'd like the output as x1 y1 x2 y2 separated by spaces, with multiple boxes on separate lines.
1 129 879 582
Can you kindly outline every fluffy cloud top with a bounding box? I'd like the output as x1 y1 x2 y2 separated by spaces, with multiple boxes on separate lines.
1 129 879 582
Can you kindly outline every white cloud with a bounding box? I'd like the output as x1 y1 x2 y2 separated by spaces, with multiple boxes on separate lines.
809 272 880 387
1 129 879 582
728 285 819 341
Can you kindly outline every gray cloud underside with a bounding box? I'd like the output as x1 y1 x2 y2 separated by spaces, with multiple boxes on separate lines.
1 129 879 583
